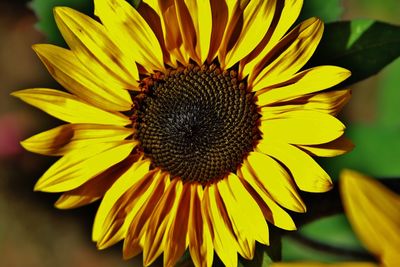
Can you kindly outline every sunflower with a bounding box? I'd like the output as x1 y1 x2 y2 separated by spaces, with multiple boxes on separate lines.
13 0 353 266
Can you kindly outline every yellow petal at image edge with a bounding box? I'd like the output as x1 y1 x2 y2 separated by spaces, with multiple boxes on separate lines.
260 110 345 145
92 160 153 248
54 7 139 87
21 124 133 156
223 0 277 69
188 185 213 267
340 170 400 266
240 0 304 78
257 139 332 193
33 44 133 111
244 152 306 212
11 89 131 126
250 17 323 90
203 185 238 267
34 141 137 192
256 66 351 103
94 0 165 72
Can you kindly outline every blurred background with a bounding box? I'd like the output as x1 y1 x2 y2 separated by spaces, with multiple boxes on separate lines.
0 1 399 266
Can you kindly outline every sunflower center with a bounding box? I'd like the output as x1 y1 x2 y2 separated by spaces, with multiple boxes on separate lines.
133 65 259 184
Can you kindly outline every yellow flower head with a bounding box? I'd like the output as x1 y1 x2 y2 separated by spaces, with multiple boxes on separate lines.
13 0 353 266
340 170 400 267
272 170 400 267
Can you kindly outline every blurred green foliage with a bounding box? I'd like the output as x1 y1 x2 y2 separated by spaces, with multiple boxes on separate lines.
298 0 343 23
282 215 370 263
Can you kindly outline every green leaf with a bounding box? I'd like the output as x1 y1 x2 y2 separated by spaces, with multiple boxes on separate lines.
282 215 372 263
308 19 400 86
282 235 359 263
299 214 365 252
298 0 343 23
282 236 343 263
377 57 400 128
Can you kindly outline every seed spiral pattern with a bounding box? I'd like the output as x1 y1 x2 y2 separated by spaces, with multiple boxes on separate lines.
135 65 259 184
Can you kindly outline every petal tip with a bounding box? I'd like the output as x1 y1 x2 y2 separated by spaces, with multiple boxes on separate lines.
10 91 21 98
33 181 44 192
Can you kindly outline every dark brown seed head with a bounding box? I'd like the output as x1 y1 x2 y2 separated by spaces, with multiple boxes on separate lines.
134 64 260 184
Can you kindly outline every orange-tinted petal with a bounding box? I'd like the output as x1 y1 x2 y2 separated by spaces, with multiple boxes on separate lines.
188 184 213 267
123 172 170 259
203 184 238 267
143 179 183 266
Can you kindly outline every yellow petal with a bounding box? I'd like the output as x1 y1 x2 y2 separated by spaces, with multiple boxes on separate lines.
218 176 255 260
340 170 400 265
33 44 132 111
143 179 183 266
251 18 324 90
240 0 304 78
149 0 189 65
244 152 306 212
260 90 351 117
55 156 137 209
96 168 159 250
123 172 170 259
256 66 351 103
92 160 154 249
11 89 130 126
193 0 212 63
136 2 172 66
164 182 191 267
303 89 351 116
206 0 228 62
21 124 133 156
203 184 238 267
94 0 164 73
223 0 277 69
54 7 139 88
217 0 249 65
238 166 297 231
298 136 354 157
217 173 270 249
173 0 200 63
92 160 150 241
257 139 332 192
34 141 136 192
179 0 212 63
56 194 100 209
260 110 345 145
188 185 213 267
